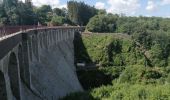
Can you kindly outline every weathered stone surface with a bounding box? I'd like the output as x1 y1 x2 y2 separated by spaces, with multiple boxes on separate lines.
29 39 83 100
0 27 83 100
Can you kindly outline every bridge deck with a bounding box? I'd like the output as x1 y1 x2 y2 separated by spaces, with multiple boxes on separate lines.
0 26 85 60
0 26 84 41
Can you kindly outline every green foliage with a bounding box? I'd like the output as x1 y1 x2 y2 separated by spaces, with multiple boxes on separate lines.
118 65 145 84
76 34 144 66
67 1 97 25
18 1 36 25
0 4 7 26
118 65 164 84
62 83 170 100
86 15 170 35
81 34 123 66
97 9 107 15
0 0 36 25
35 5 52 25
99 66 125 79
149 44 164 66
69 33 170 100
86 14 117 32
0 0 97 26
166 74 170 83
60 91 96 100
144 70 162 80
51 16 65 26
53 8 66 17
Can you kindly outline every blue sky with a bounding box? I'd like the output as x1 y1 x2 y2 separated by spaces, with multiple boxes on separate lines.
27 0 170 17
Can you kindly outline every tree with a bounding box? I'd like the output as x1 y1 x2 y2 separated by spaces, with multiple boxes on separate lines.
149 44 164 66
0 3 8 26
86 14 117 32
51 16 65 26
86 15 104 32
51 15 72 26
53 8 65 17
97 9 107 15
17 1 36 25
67 1 79 25
35 5 52 25
67 1 97 25
0 0 36 25
3 0 18 11
1 0 19 25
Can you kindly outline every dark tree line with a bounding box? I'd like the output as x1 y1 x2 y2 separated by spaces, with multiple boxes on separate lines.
86 14 170 67
0 0 36 26
0 0 98 26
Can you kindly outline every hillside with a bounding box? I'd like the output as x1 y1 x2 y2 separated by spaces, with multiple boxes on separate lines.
62 33 170 100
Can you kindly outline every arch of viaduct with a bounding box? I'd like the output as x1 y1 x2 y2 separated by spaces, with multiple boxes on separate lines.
0 27 84 100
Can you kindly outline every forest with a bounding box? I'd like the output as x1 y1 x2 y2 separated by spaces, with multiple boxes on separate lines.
1 0 170 99
65 1 170 100
0 0 97 26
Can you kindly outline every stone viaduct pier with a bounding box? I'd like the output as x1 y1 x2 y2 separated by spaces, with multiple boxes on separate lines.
0 26 84 100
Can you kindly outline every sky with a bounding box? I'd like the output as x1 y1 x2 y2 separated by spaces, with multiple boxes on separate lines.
22 0 170 17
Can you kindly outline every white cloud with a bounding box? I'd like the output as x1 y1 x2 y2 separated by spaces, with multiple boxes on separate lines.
107 0 140 15
58 4 67 9
164 15 170 18
32 0 60 8
161 0 170 5
95 2 105 9
146 1 157 12
20 0 65 8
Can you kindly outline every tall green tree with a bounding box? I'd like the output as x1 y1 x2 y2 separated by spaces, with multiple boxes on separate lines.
67 1 97 25
53 8 66 17
35 5 52 25
0 0 36 25
0 3 8 26
86 14 118 32
3 0 18 10
2 0 19 25
17 1 36 25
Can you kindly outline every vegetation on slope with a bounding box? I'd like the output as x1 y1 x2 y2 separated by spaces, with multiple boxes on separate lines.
81 30 170 67
86 14 170 34
62 33 170 100
75 34 152 67
62 83 170 100
62 65 170 100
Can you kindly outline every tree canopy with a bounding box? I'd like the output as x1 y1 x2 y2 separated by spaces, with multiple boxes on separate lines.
0 0 98 26
67 1 97 26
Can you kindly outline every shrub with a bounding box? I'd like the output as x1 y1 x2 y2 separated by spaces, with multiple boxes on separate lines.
78 34 143 66
60 91 96 100
118 65 145 84
51 15 66 26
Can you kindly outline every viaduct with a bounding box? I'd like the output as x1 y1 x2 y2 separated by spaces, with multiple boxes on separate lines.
0 26 84 100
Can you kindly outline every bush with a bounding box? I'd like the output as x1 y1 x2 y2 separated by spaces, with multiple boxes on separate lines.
77 34 144 66
51 15 66 26
144 70 162 79
118 65 145 84
60 91 96 100
61 84 170 100
99 66 125 79
86 14 117 32
71 33 170 100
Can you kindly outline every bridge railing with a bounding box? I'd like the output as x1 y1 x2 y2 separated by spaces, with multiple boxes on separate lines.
0 25 85 38
0 25 46 37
